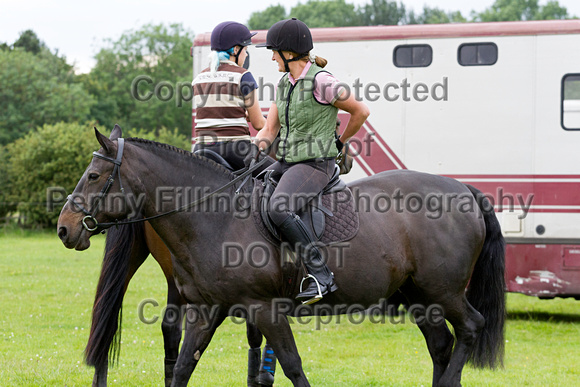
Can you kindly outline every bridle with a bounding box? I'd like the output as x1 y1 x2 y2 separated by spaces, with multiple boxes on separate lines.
67 138 126 232
66 138 267 232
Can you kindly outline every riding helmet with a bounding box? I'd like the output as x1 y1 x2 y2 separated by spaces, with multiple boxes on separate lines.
211 21 257 51
257 18 313 54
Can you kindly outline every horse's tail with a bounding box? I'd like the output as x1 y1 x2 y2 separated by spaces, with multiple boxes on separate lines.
465 184 506 369
84 221 146 369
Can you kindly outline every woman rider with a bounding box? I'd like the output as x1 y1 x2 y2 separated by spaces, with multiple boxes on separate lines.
192 21 267 170
250 18 370 304
193 22 278 386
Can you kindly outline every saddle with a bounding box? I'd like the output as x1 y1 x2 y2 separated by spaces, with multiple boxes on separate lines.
251 166 359 246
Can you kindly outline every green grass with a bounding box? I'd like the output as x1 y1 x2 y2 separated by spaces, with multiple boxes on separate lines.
1 230 579 386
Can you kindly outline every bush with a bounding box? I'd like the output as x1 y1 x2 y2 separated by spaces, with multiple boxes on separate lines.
0 145 17 221
4 122 104 228
126 126 191 150
3 122 190 228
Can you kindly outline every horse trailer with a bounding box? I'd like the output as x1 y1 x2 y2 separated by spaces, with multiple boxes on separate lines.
192 20 580 299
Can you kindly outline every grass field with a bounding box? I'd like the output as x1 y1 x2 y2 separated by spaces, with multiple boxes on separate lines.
1 229 579 386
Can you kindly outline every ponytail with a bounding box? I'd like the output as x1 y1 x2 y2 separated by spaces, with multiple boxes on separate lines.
209 48 234 73
314 55 328 68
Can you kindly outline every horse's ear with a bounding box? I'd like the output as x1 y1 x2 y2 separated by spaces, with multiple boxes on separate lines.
110 124 122 140
95 127 114 154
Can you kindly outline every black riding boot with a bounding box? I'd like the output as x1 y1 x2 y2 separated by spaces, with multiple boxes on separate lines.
255 343 276 386
278 214 338 304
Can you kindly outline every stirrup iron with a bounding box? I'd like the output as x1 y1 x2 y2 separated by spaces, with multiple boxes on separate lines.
299 274 323 305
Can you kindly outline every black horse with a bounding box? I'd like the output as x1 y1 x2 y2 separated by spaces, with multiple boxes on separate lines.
58 127 506 387
85 220 276 387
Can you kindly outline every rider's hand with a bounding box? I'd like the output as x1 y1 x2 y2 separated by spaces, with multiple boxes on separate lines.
244 143 260 168
335 138 344 153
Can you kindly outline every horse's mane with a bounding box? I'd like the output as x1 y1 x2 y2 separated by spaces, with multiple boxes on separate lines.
126 137 235 180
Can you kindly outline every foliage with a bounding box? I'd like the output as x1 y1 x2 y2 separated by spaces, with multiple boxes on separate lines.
2 122 190 228
126 127 191 151
0 145 16 220
247 0 576 27
357 0 407 26
407 6 467 24
4 122 101 228
83 23 195 138
0 45 94 145
248 4 288 29
12 29 45 54
474 0 573 22
290 0 359 27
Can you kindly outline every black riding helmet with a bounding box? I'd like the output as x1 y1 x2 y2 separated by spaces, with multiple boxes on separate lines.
211 21 257 66
257 18 313 72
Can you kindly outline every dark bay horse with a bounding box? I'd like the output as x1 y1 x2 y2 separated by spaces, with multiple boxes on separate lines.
86 221 273 387
58 127 506 387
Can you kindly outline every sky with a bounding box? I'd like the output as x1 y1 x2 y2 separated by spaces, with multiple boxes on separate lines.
1 0 579 73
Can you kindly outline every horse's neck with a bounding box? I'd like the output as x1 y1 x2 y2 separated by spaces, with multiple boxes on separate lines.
127 142 235 239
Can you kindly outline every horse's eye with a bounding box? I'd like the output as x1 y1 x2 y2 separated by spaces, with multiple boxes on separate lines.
88 173 100 181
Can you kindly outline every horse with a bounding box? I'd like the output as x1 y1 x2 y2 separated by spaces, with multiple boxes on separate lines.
85 220 276 387
58 126 506 387
84 124 354 387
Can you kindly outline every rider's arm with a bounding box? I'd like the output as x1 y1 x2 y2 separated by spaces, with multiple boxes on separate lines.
255 102 281 151
333 94 370 144
244 90 266 130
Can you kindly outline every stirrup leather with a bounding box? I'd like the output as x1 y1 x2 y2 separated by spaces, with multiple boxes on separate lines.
299 274 323 305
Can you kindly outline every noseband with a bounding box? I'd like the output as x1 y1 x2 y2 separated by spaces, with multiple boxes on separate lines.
67 138 125 232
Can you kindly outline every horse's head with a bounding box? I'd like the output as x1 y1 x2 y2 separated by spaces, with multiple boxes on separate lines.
57 124 128 250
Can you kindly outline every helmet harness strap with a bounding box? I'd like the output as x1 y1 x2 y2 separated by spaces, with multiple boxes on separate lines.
277 50 308 73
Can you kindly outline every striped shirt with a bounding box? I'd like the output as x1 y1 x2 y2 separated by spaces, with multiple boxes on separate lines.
192 61 257 137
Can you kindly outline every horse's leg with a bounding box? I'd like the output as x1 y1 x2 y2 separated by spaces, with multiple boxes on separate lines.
92 360 108 387
246 322 263 387
406 278 484 387
400 281 454 387
436 298 485 387
162 279 184 387
144 222 185 387
255 341 277 386
253 304 309 387
245 322 277 387
170 306 227 387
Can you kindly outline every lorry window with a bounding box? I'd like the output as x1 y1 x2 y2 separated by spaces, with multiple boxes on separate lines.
458 43 498 66
562 74 580 130
393 44 432 68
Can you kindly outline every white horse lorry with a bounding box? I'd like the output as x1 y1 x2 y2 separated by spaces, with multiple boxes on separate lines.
191 20 580 299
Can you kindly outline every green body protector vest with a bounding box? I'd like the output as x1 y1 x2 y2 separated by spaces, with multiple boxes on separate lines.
275 64 339 163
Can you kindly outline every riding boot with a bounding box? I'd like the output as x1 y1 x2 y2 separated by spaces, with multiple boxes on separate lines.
255 343 276 386
278 214 338 304
247 348 261 387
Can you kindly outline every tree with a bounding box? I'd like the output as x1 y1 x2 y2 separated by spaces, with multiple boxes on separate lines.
357 0 406 26
13 29 44 54
536 0 571 20
0 48 94 145
248 4 287 30
473 0 574 22
290 0 359 27
407 6 467 24
84 23 195 138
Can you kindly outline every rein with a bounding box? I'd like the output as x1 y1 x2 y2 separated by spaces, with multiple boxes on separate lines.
67 138 268 232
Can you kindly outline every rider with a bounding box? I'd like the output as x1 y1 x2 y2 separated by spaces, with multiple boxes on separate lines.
251 18 370 304
193 21 277 386
192 21 266 170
